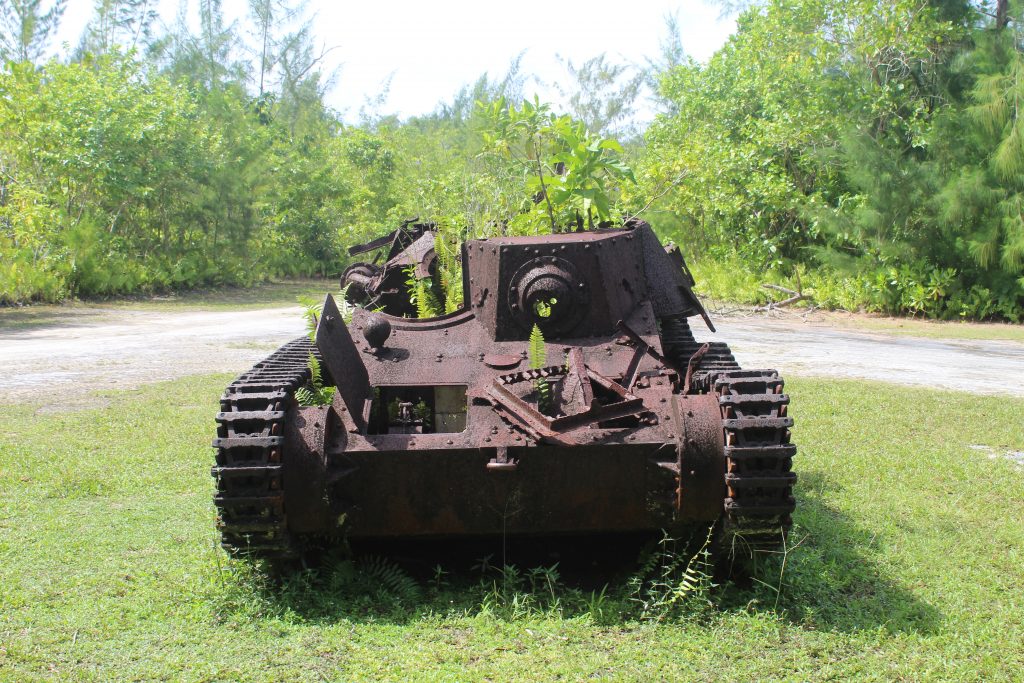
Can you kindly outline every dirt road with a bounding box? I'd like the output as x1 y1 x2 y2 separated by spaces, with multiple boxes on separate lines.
693 316 1024 397
1 307 303 406
2 304 1022 406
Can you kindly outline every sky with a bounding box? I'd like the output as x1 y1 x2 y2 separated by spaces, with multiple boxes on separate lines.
52 0 736 122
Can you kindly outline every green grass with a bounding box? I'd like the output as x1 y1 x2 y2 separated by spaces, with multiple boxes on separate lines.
1 376 1023 680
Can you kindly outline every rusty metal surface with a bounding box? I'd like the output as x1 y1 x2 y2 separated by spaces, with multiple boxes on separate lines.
341 220 439 316
315 294 370 431
213 221 797 562
212 338 316 557
671 393 726 522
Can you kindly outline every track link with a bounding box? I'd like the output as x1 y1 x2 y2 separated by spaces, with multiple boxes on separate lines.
661 316 796 555
212 337 317 558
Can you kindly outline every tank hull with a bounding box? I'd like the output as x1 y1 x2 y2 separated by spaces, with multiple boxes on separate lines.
281 400 725 540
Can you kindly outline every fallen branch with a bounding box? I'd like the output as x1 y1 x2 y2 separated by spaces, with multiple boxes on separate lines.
762 283 800 296
754 283 811 312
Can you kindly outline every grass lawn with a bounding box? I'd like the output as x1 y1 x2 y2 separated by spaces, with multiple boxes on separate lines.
1 375 1022 681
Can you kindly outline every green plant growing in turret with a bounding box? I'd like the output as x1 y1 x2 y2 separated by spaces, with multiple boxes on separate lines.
295 353 335 407
434 231 464 313
477 97 635 234
404 264 440 318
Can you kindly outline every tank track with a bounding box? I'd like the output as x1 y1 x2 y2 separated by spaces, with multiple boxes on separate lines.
660 316 796 556
211 337 318 559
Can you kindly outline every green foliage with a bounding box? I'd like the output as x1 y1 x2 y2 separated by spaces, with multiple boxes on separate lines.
636 0 1022 321
478 97 635 232
77 0 157 57
403 264 440 318
294 295 336 406
294 353 334 407
0 0 66 64
533 297 555 317
298 296 322 340
0 0 1020 321
478 563 566 619
556 53 645 138
628 527 716 622
528 323 546 369
433 231 464 313
357 555 422 604
690 253 776 307
0 29 381 303
528 323 553 415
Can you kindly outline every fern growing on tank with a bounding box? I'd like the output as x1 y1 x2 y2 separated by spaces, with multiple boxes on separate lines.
434 231 464 313
295 296 338 407
295 354 335 407
529 323 554 415
404 264 440 318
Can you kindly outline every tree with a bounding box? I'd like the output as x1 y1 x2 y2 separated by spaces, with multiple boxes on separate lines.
0 0 65 64
152 0 246 91
245 0 336 135
645 0 964 265
248 0 278 97
77 0 157 56
644 12 688 117
555 53 645 139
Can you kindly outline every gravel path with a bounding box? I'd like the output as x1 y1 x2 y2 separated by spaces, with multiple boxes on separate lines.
2 305 1022 406
1 307 305 405
693 317 1024 397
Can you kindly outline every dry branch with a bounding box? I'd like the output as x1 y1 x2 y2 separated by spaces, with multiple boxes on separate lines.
754 283 811 312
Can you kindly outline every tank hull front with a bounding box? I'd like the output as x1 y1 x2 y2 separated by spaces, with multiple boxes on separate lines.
280 390 728 541
328 445 701 538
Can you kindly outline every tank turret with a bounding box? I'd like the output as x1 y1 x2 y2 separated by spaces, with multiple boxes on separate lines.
461 223 713 341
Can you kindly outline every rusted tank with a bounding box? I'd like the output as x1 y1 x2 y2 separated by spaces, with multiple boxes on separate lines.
212 220 795 565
